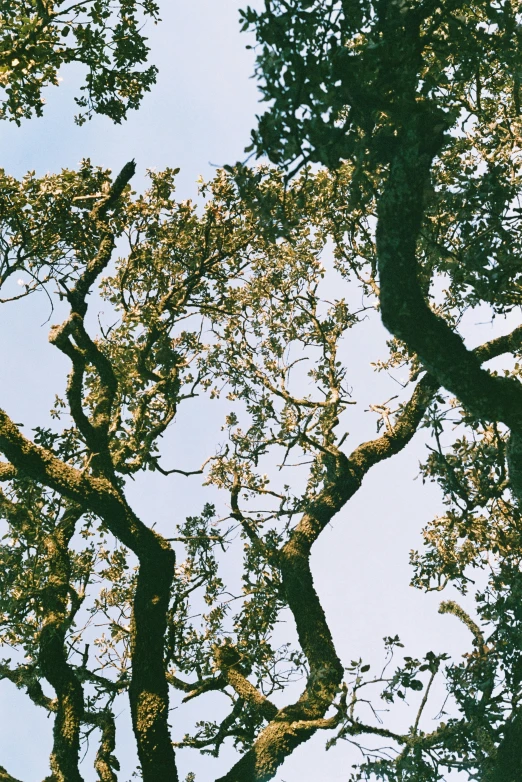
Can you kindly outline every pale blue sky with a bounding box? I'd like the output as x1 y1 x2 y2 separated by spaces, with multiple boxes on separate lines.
0 3 497 780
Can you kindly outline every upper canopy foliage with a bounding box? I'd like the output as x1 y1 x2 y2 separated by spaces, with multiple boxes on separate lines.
241 0 522 317
0 0 159 124
242 0 521 166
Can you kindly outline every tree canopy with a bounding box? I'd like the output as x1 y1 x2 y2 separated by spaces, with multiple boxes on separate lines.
0 2 522 782
0 0 159 123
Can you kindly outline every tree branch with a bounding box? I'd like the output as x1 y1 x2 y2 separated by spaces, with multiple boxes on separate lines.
0 407 177 782
49 163 135 478
84 710 119 782
213 643 278 722
167 672 227 702
0 462 17 481
375 110 522 502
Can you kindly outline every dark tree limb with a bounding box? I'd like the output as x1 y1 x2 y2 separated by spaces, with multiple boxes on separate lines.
0 662 57 713
375 114 522 503
0 492 84 780
216 446 351 781
49 163 135 480
349 323 522 479
168 672 227 702
50 161 178 781
370 27 522 765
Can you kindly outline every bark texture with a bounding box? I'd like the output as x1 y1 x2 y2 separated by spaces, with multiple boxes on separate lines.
376 115 522 503
129 552 177 782
38 507 85 782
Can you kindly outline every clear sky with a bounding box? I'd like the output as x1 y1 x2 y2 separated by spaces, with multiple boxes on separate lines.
0 3 503 780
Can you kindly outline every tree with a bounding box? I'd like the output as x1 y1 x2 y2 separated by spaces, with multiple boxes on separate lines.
1 2 522 782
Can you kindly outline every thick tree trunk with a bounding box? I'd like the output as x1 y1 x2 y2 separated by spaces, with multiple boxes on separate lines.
483 712 522 782
129 551 178 782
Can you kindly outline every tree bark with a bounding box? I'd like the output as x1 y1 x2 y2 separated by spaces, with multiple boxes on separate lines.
375 114 522 503
129 551 178 782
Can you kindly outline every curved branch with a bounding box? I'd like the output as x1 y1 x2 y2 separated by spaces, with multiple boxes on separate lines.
84 710 119 782
48 164 135 478
349 325 522 480
375 112 522 502
217 452 349 781
439 600 486 650
71 161 136 312
217 324 522 781
0 662 56 713
213 644 278 722
167 672 227 702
